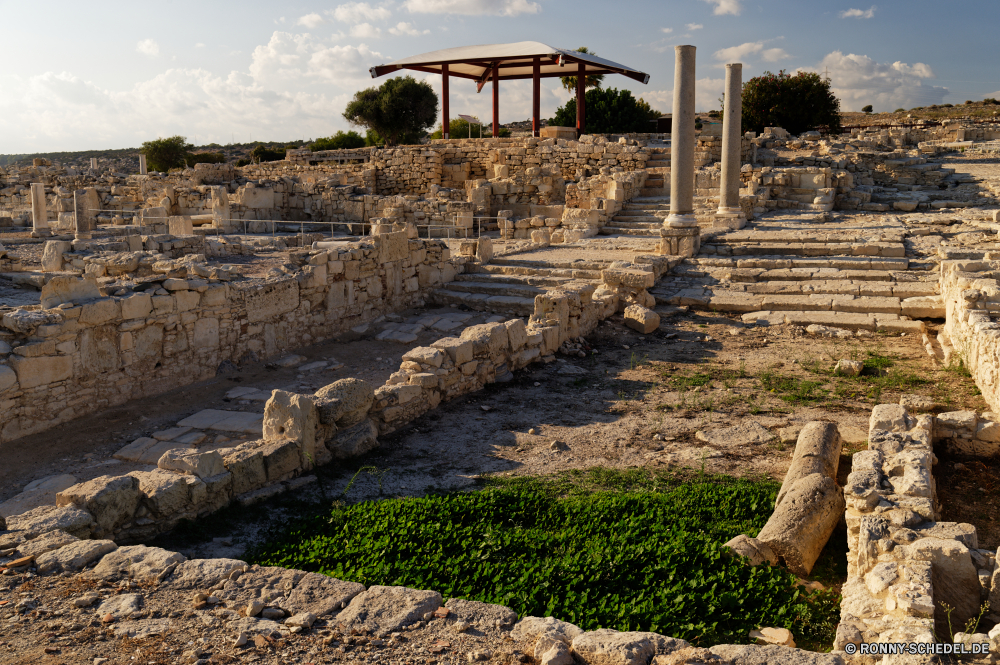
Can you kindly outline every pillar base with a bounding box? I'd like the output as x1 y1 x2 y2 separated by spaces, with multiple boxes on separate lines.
30 229 52 238
714 208 747 231
665 213 698 229
659 226 700 258
74 232 93 240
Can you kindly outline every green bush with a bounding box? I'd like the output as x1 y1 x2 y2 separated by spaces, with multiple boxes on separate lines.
430 118 482 140
862 105 873 114
343 75 438 146
894 108 906 113
312 131 366 151
187 152 226 166
742 70 841 135
249 470 838 646
248 145 286 163
140 135 193 172
550 88 661 134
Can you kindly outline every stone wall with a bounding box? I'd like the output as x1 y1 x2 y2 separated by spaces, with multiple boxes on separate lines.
836 404 996 660
0 232 464 444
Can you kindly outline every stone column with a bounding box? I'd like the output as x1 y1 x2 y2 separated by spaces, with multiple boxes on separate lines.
666 45 697 228
74 189 94 240
30 183 51 238
211 186 233 232
716 63 746 226
139 154 147 175
90 158 98 170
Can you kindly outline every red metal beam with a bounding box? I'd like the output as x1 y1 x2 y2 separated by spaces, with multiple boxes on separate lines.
576 61 586 137
442 63 449 139
492 63 500 138
532 57 540 137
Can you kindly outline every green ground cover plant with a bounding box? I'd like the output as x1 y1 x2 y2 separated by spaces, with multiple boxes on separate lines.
248 469 839 647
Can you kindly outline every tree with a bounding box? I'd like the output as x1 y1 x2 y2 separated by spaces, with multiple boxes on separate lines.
343 75 438 146
559 47 605 93
187 152 226 166
430 118 482 140
741 70 842 135
312 131 366 151
248 145 286 163
140 135 193 172
549 88 661 134
862 104 874 114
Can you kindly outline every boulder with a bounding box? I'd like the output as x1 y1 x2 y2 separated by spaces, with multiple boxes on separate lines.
755 474 845 576
167 558 246 589
571 630 690 665
314 378 375 427
336 585 442 636
283 572 365 617
56 475 141 539
89 545 187 583
624 304 660 334
749 627 795 647
157 449 225 479
35 539 117 575
15 529 78 558
96 593 144 619
833 359 862 377
444 598 518 630
5 504 95 539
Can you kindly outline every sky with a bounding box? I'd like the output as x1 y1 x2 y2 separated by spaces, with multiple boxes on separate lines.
1 0 998 153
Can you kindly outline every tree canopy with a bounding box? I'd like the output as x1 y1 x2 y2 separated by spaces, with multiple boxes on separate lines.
742 70 842 135
430 118 482 140
549 88 660 134
139 136 193 172
559 47 605 93
343 75 438 146
311 131 366 151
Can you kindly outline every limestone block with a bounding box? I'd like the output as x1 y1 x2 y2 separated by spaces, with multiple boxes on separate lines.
505 319 527 351
260 439 302 482
602 269 654 289
314 378 375 427
461 322 509 357
263 391 320 469
431 337 473 365
709 644 845 664
570 629 656 665
283 572 365 617
869 403 909 439
5 505 95 539
0 365 17 393
35 539 117 575
512 616 583 647
902 536 981 627
755 474 845 576
56 474 141 539
476 237 493 264
40 275 101 309
223 444 267 495
41 240 72 272
167 558 247 589
328 418 379 459
131 469 204 519
377 231 409 263
90 545 186 583
624 305 660 334
775 422 841 507
121 293 153 319
834 359 862 376
444 598 518 630
402 346 444 368
336 585 442 636
15 530 78 558
157 449 225 479
193 318 220 349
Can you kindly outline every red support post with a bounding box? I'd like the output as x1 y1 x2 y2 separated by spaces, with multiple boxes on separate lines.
492 63 499 138
576 61 586 137
532 57 540 137
442 64 450 139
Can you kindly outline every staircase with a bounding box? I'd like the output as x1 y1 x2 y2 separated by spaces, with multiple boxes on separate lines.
651 219 944 333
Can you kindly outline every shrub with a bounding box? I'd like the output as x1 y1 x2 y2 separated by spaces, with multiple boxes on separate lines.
311 131 366 151
249 470 839 646
894 108 906 113
140 135 193 172
248 145 286 163
550 88 661 134
862 105 873 114
742 70 841 135
187 152 226 166
343 75 438 146
430 118 481 140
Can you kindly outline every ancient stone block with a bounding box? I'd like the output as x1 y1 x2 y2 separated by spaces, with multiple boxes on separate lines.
56 475 141 539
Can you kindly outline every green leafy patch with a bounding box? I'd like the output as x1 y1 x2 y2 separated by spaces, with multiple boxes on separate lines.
248 470 838 647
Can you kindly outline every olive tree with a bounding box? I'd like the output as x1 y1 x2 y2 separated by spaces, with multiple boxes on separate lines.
343 76 438 146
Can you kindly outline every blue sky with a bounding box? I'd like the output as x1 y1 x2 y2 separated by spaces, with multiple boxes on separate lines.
1 0 997 152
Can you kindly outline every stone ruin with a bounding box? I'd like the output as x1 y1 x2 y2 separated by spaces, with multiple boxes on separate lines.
4 43 1000 663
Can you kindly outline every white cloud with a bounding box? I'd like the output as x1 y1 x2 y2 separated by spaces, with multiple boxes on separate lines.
762 48 790 62
331 2 392 23
687 23 703 30
349 23 382 38
389 21 429 36
136 39 160 58
642 77 726 113
195 43 205 48
804 51 948 111
403 0 540 16
297 13 325 28
660 27 673 34
701 0 741 15
713 41 789 63
840 5 876 18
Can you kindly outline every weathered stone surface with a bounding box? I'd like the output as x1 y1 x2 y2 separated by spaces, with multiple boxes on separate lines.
167 558 246 589
97 593 143 619
15 529 78 558
833 359 862 376
869 403 909 438
5 505 94 539
158 449 225 479
756 474 845 576
775 422 841 507
35 539 117 575
748 627 794 647
328 418 379 459
90 545 186 583
336 585 442 636
624 304 660 334
56 475 140 539
263 390 322 468
709 644 845 664
0 474 79 518
461 322 509 356
695 420 774 447
652 647 732 664
223 442 267 495
570 629 655 665
228 616 283 637
315 378 376 427
283 572 365 617
132 469 204 519
722 535 777 567
444 598 518 630
260 439 301 482
113 619 174 639
512 616 583 646
9 354 73 390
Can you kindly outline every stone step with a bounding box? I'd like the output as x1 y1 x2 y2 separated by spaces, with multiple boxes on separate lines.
646 161 671 168
479 263 605 280
599 227 661 236
689 279 939 298
439 280 545 299
429 288 536 317
740 310 925 334
455 272 576 288
490 257 613 271
700 242 907 258
716 231 907 244
608 219 662 229
613 214 662 223
656 287 943 318
691 256 911 271
711 266 917 282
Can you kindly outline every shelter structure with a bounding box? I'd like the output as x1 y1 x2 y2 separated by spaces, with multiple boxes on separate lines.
370 41 650 139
